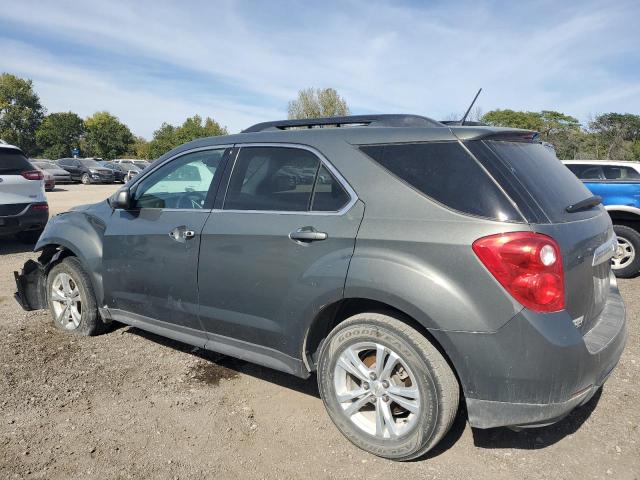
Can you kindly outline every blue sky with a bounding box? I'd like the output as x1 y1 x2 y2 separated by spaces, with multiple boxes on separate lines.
0 0 638 138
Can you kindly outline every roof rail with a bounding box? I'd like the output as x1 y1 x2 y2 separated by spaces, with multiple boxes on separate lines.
242 114 443 133
440 120 488 126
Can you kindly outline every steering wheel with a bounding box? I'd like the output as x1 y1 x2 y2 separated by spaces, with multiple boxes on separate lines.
176 192 205 209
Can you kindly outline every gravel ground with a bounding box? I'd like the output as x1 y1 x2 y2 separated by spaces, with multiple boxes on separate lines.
0 185 638 479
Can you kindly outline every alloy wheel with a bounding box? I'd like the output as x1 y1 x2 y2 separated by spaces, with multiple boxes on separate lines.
333 342 421 439
612 236 635 270
50 272 82 330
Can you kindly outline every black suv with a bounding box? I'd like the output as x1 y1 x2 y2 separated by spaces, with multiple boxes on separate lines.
15 115 626 460
57 158 115 184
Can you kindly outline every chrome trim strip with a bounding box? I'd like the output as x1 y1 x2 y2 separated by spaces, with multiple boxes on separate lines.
220 142 359 216
593 233 617 266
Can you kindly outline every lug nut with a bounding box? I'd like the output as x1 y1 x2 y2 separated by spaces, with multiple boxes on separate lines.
382 395 389 403
381 380 389 388
363 382 370 390
369 372 377 380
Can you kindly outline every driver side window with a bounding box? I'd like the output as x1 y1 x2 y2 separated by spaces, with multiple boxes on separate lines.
134 149 226 209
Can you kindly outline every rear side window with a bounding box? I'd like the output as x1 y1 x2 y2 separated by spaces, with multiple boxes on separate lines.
602 165 640 180
469 141 597 223
225 147 320 211
359 142 521 222
0 148 32 174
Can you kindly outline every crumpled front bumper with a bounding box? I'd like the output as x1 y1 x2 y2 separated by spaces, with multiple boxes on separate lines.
14 259 47 311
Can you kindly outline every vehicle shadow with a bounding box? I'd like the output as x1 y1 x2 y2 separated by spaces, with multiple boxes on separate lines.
471 388 602 450
0 238 35 255
124 326 320 398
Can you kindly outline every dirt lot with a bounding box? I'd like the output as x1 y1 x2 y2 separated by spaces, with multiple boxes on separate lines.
0 185 639 479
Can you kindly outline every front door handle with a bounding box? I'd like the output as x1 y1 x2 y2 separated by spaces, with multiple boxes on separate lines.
289 227 328 243
169 226 196 243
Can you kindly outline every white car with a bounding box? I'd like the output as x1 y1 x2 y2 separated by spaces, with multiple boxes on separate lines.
0 141 49 242
562 159 640 180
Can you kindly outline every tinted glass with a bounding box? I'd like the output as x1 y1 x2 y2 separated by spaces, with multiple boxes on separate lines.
0 148 32 174
224 147 320 211
478 141 597 222
565 164 604 180
311 165 350 211
80 159 102 168
134 149 225 209
602 165 640 180
360 142 521 221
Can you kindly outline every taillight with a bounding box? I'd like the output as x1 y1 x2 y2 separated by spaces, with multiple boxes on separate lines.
21 170 44 181
472 232 564 313
31 203 48 211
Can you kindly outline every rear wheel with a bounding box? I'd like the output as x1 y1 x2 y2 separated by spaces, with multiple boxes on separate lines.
81 173 91 185
612 224 640 278
46 257 105 336
317 313 459 461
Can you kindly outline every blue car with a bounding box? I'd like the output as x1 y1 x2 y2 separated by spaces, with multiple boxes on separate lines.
564 160 640 277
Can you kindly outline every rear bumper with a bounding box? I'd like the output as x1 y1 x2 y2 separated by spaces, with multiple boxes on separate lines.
0 203 48 236
435 274 627 429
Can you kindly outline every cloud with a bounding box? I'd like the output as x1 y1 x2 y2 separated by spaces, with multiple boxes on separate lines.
0 0 638 137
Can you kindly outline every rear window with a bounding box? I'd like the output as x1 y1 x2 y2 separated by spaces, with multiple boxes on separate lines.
359 142 522 222
0 148 32 174
467 141 598 223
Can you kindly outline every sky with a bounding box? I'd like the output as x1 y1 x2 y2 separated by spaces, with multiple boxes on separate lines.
0 0 638 139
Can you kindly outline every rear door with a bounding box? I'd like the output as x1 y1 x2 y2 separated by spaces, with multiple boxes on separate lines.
197 145 363 359
467 140 614 333
102 147 230 336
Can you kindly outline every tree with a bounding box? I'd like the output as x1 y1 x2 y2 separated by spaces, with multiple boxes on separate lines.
83 111 134 160
287 88 350 119
128 136 151 159
482 109 544 131
147 115 227 159
35 112 84 159
0 73 45 154
588 113 640 160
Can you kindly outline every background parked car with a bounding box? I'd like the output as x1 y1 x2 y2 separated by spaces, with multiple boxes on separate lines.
101 161 141 183
564 159 640 277
113 158 150 169
30 161 55 191
56 158 115 184
0 141 48 243
30 160 72 184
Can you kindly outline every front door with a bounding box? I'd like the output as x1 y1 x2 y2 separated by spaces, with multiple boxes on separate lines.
103 147 229 337
198 145 363 361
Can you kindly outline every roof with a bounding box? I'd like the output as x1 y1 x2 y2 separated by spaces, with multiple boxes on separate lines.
563 160 640 166
0 140 21 150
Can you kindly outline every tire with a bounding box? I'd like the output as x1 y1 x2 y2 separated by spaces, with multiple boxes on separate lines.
46 257 105 336
317 313 459 461
612 224 640 278
81 173 91 185
15 229 43 244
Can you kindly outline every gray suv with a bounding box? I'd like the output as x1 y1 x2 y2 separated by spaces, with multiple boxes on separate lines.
14 115 627 460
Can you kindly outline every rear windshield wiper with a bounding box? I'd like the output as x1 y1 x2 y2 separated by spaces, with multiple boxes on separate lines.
565 195 602 213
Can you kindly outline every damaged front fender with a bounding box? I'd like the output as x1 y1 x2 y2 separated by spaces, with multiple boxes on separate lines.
14 259 47 311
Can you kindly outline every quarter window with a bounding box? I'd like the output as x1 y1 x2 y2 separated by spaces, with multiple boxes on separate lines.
311 165 350 212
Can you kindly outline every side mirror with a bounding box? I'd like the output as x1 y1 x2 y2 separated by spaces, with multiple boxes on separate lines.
110 189 132 210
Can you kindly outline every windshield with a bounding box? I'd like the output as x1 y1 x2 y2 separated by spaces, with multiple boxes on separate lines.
134 161 148 167
0 148 32 174
121 162 141 171
80 159 103 168
33 162 55 170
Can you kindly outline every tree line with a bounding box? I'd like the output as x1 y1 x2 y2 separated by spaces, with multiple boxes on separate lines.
0 73 227 160
2 72 638 161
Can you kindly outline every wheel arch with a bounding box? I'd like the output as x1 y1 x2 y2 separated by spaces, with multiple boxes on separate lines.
605 205 640 231
302 297 463 395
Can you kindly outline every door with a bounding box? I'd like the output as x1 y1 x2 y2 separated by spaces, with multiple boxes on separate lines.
103 147 229 335
198 145 363 359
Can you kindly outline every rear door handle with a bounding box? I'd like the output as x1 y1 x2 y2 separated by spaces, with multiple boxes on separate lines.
289 227 328 243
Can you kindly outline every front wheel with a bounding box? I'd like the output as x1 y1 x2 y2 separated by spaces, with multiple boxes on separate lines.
317 313 459 461
81 173 91 185
46 257 105 336
612 224 640 278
